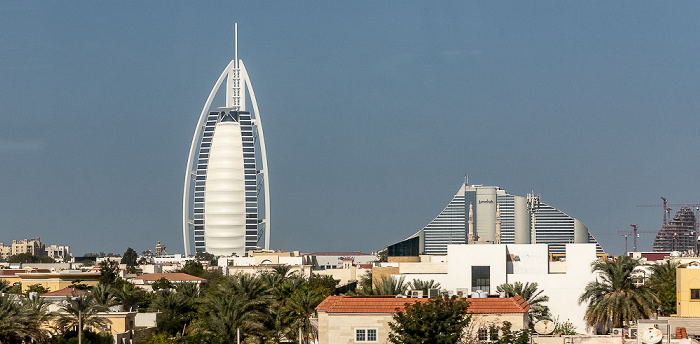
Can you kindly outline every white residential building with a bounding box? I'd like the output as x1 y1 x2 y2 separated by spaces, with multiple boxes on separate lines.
388 243 598 334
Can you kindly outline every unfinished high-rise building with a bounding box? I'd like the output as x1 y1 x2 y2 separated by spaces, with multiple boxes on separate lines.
652 207 697 252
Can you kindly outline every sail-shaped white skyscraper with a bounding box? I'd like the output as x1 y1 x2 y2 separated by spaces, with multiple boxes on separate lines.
183 25 270 257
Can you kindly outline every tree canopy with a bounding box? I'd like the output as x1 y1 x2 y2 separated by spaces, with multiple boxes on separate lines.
578 256 658 333
388 297 471 344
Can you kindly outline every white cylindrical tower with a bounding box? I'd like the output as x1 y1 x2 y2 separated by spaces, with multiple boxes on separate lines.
513 195 531 244
204 116 246 256
476 187 497 242
573 219 589 244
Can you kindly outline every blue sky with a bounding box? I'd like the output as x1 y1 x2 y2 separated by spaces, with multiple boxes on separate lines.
2 2 699 256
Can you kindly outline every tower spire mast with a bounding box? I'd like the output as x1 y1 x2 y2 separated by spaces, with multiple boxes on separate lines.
234 23 238 68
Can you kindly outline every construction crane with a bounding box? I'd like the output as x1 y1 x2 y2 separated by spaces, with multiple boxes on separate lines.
638 197 700 227
617 224 657 253
637 198 700 254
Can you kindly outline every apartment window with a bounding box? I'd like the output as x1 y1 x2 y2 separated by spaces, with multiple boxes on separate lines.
692 289 700 300
472 266 490 293
355 328 377 342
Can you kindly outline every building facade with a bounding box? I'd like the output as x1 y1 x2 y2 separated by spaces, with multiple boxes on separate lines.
183 26 270 257
390 183 604 255
315 295 529 344
379 243 599 333
0 237 49 260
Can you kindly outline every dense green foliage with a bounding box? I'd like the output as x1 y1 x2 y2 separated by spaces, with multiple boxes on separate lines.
388 297 471 344
578 256 658 333
98 260 120 285
122 247 139 274
25 283 52 296
496 281 550 328
0 294 53 343
647 260 684 316
50 329 113 344
7 252 54 263
488 321 531 344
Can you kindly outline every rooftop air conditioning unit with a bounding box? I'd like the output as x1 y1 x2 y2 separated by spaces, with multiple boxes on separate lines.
411 290 423 298
629 328 638 339
428 288 440 298
611 328 624 336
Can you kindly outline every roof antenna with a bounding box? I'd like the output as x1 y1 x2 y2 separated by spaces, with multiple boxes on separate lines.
465 174 469 186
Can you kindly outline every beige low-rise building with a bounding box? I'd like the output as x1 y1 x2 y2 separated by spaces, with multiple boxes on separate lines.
131 272 207 292
315 295 529 344
218 250 313 278
16 270 100 292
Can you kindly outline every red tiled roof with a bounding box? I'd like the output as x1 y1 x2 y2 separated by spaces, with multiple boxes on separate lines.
133 273 206 282
316 295 529 314
357 264 373 269
306 252 373 256
41 287 89 297
0 269 51 276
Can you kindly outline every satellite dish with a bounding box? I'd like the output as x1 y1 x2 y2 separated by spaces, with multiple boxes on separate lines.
638 326 662 344
534 320 555 335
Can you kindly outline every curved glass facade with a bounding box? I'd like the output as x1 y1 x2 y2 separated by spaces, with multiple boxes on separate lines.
395 183 605 255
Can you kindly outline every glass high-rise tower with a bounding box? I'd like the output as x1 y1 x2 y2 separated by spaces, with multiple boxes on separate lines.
182 25 270 257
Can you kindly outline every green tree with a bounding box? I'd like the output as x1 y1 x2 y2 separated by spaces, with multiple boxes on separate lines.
191 274 272 342
552 316 577 335
98 260 120 285
122 247 139 274
408 279 441 295
648 260 684 316
195 251 217 266
578 256 658 333
151 277 175 291
112 282 144 312
360 275 408 295
51 329 113 344
177 260 205 277
25 284 51 296
271 264 294 278
90 284 117 311
496 281 550 327
282 287 326 344
388 297 471 344
7 253 53 263
55 293 112 334
0 294 54 343
21 296 54 341
490 321 531 344
150 289 196 336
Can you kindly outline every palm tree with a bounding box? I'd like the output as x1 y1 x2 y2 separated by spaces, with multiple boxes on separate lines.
91 284 117 311
191 274 273 341
281 287 325 344
0 293 54 343
375 276 408 295
150 289 196 336
271 264 294 278
112 282 144 311
174 281 201 299
408 279 441 295
192 292 268 342
578 256 658 333
55 293 112 334
648 260 685 316
21 295 55 342
496 281 550 327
